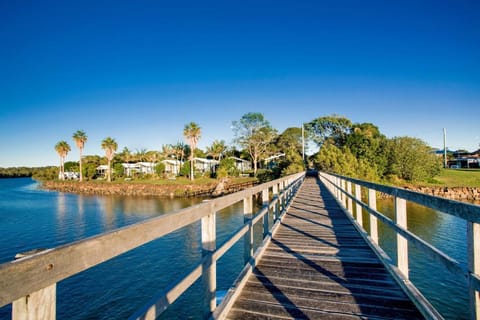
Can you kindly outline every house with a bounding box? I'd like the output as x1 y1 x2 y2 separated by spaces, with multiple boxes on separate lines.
161 159 183 176
194 158 219 175
121 162 156 177
96 165 111 177
447 149 480 169
59 172 79 180
229 156 252 173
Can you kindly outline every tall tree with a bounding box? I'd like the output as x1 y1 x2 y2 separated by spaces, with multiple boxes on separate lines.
119 147 133 163
161 144 174 159
72 130 88 182
173 142 189 162
206 139 227 160
54 141 71 180
386 136 441 182
135 148 148 162
274 127 305 175
345 123 387 177
306 115 352 147
101 137 118 182
183 122 201 180
232 112 277 176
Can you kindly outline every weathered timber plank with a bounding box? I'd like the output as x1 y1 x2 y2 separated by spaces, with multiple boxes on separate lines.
229 299 390 320
246 275 409 298
238 290 422 319
252 264 398 287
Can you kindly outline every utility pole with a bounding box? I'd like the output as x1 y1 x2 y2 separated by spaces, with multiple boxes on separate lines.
301 123 305 164
443 128 447 168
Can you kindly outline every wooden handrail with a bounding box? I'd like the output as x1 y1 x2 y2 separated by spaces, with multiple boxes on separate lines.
0 172 305 320
319 171 480 320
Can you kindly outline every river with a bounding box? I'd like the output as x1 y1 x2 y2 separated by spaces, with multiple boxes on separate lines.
0 177 476 319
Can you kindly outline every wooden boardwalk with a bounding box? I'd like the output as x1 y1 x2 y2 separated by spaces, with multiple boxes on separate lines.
226 176 424 319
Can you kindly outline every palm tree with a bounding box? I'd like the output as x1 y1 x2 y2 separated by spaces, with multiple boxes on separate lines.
55 141 71 180
101 137 118 182
161 144 174 159
72 130 88 181
183 122 201 181
120 147 133 163
206 139 227 160
135 148 148 162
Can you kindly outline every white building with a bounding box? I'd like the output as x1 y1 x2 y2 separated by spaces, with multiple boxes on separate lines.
96 165 111 177
193 158 219 175
59 171 80 180
229 157 252 172
161 159 183 175
121 162 156 177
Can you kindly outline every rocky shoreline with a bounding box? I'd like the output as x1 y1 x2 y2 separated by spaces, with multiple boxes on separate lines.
41 180 479 201
40 180 256 198
402 186 480 201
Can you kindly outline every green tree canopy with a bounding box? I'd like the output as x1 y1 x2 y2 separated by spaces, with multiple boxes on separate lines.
273 127 305 176
306 115 352 147
232 112 277 176
206 139 227 160
344 123 388 177
385 137 441 182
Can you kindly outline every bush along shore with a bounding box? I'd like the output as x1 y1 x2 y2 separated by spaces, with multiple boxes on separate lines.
40 179 257 198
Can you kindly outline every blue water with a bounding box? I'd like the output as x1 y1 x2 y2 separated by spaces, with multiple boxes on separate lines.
371 199 473 320
0 178 261 319
0 178 475 319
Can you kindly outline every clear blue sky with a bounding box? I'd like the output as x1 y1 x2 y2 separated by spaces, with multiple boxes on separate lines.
1 1 479 167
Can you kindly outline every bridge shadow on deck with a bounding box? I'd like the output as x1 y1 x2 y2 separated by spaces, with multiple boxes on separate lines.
226 176 424 320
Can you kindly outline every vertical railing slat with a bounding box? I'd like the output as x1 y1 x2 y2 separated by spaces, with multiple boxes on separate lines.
395 197 408 278
243 196 253 265
262 189 269 238
355 184 363 227
201 203 216 318
13 284 56 320
468 221 480 320
346 181 353 215
368 188 378 244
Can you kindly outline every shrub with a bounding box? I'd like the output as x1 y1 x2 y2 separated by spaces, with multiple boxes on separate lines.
155 162 166 176
217 158 240 178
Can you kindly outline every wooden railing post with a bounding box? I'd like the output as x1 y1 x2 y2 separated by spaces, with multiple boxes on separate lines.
468 221 480 320
13 286 56 320
201 204 216 317
395 197 408 278
262 189 269 238
13 249 56 320
341 179 347 208
355 184 363 227
346 181 353 215
243 196 253 265
368 189 378 244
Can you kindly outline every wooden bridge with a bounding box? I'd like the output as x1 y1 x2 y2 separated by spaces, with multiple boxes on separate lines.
221 176 423 319
1 171 479 319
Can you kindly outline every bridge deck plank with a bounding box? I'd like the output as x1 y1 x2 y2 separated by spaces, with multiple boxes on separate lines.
225 176 424 319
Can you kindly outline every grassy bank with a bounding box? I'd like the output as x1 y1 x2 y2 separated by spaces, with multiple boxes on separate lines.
423 169 480 188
